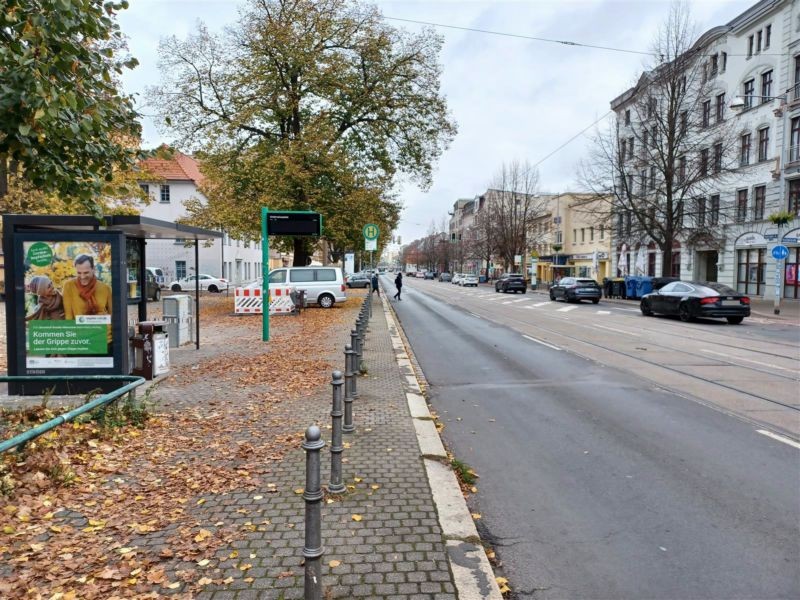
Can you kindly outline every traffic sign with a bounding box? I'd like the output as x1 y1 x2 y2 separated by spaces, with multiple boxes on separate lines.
365 238 377 251
363 224 380 241
772 245 789 260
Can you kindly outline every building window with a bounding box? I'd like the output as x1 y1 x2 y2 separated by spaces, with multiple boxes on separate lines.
794 56 800 100
757 30 762 53
555 230 563 244
736 189 748 223
790 117 800 162
648 97 656 118
573 229 577 242
628 137 634 159
176 261 186 280
785 247 800 299
625 110 631 125
581 228 585 242
716 93 725 122
754 185 765 220
765 25 771 49
651 125 658 148
678 156 687 184
648 249 656 276
600 225 605 239
641 169 647 193
671 252 681 278
590 227 594 241
701 100 711 128
737 248 765 296
649 165 656 190
625 212 632 236
721 52 727 72
747 35 754 58
700 148 709 176
697 197 706 228
761 70 773 103
789 179 800 214
744 79 755 109
740 133 751 166
758 127 769 161
617 213 624 237
160 184 170 203
139 183 149 196
713 143 723 173
680 111 688 136
710 53 718 76
710 194 720 225
642 130 648 148
620 139 627 161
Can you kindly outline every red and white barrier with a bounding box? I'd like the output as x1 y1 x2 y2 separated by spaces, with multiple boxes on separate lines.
234 286 296 315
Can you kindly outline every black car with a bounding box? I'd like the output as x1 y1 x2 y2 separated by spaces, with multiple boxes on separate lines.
550 277 601 303
145 270 161 301
640 281 750 324
495 273 527 293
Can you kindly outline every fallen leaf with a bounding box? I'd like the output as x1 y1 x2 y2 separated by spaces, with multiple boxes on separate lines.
197 559 210 567
353 477 362 483
472 513 481 520
194 529 212 542
294 488 304 494
329 560 341 568
371 484 380 490
166 581 181 590
239 563 252 571
198 577 213 586
253 495 263 500
351 514 363 522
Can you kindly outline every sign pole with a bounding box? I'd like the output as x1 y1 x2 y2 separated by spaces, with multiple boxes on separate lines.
268 206 269 342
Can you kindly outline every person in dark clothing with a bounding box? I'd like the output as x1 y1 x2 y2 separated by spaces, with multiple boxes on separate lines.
393 272 403 301
371 273 380 297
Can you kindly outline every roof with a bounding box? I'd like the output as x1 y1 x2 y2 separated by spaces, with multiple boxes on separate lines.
139 150 204 184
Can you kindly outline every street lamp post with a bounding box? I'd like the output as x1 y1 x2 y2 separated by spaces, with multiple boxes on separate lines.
730 89 795 313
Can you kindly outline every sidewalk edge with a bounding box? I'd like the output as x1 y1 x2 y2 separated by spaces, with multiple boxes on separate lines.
379 293 503 600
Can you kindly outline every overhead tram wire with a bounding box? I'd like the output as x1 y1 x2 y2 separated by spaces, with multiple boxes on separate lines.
532 111 613 170
383 16 785 58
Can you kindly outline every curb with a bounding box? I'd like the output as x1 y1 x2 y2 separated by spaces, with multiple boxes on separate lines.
378 292 503 600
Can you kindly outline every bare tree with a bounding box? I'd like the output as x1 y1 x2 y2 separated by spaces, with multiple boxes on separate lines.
579 1 741 276
469 196 498 278
489 160 547 270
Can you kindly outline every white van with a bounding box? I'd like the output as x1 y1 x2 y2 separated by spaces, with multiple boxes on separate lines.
268 266 347 308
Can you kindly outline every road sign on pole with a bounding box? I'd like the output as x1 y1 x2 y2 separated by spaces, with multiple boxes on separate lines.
363 224 379 241
772 245 789 260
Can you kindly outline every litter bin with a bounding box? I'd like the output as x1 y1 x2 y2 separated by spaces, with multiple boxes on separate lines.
637 276 653 297
130 321 169 379
625 276 640 299
610 277 626 299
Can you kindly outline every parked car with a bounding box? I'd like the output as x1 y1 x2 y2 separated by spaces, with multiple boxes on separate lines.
424 271 435 280
640 281 750 324
549 277 601 303
495 273 527 294
169 274 229 293
146 266 166 289
451 273 463 285
145 270 161 301
461 274 479 287
439 272 452 282
346 272 371 288
268 266 346 308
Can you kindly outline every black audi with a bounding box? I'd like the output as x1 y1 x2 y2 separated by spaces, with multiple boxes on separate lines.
549 277 602 303
640 281 750 324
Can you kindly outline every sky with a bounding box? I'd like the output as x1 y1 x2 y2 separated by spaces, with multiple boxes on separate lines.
117 0 756 245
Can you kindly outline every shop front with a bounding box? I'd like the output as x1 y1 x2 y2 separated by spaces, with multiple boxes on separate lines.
734 232 767 297
780 227 800 299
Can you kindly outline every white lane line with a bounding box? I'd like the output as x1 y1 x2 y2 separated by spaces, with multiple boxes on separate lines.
557 306 578 312
596 310 611 315
757 429 800 450
700 349 798 374
614 307 640 313
469 312 483 320
593 323 641 337
533 302 550 307
510 298 529 303
523 305 537 309
502 301 515 305
522 335 561 351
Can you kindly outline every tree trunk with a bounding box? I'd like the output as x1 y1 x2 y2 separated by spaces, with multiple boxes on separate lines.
293 237 310 266
661 247 674 277
0 155 8 200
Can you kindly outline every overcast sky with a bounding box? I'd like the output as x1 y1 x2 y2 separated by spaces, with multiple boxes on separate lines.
118 0 755 244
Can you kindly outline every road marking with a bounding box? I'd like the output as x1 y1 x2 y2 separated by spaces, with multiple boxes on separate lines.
522 335 561 351
523 305 537 309
613 307 640 313
533 302 549 307
596 310 611 315
557 306 578 312
593 324 641 336
501 301 515 304
757 429 800 450
510 298 529 303
700 349 798 374
468 312 483 320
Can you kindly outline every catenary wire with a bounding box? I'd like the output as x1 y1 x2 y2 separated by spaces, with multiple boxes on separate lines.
532 110 613 169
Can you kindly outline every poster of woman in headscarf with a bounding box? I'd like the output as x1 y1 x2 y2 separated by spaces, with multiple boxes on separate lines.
23 241 114 368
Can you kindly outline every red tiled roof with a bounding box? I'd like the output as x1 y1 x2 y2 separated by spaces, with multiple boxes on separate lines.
139 151 204 184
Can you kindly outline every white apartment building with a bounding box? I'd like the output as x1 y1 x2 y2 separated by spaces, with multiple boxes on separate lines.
138 152 267 285
610 0 800 300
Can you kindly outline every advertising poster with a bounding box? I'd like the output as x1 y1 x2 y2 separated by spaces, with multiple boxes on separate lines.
787 263 797 286
23 241 114 369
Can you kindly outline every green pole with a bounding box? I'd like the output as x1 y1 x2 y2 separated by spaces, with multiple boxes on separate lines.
268 206 269 342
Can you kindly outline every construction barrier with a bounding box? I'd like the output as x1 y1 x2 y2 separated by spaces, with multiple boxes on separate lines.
234 287 296 315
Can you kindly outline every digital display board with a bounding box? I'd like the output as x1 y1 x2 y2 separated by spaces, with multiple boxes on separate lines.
266 212 321 236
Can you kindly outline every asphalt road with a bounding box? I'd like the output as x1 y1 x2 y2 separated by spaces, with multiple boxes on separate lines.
387 276 800 600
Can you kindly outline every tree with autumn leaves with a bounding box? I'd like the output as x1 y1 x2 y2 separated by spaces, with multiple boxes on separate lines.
150 0 456 265
0 0 144 215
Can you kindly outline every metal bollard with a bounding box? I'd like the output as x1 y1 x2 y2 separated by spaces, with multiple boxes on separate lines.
302 425 325 600
355 320 364 364
343 345 356 432
328 371 345 494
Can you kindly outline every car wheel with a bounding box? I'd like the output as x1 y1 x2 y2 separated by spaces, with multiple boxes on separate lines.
549 290 556 301
318 293 335 309
591 298 599 304
153 288 161 302
640 300 652 316
678 303 694 322
727 316 744 325
171 284 182 292
208 285 219 293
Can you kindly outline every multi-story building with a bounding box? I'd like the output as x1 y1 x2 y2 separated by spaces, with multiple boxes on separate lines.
138 151 269 285
610 0 800 301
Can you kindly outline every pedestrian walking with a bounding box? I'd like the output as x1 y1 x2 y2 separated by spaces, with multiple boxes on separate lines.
371 273 380 297
393 272 403 301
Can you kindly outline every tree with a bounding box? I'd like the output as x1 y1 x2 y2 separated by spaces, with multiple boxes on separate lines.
489 161 547 270
0 0 142 212
151 0 457 265
469 196 498 277
579 2 739 276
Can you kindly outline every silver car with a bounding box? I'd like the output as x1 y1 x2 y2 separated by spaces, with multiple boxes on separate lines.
268 267 347 308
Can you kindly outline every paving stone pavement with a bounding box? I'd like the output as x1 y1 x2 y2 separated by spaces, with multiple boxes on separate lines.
161 294 458 599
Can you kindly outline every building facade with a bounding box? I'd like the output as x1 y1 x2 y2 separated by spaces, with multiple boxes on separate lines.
610 0 800 300
138 152 269 285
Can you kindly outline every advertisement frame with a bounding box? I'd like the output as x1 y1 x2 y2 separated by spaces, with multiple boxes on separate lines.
9 231 127 394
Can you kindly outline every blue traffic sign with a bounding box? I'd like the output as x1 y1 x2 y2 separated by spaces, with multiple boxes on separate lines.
772 245 789 260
